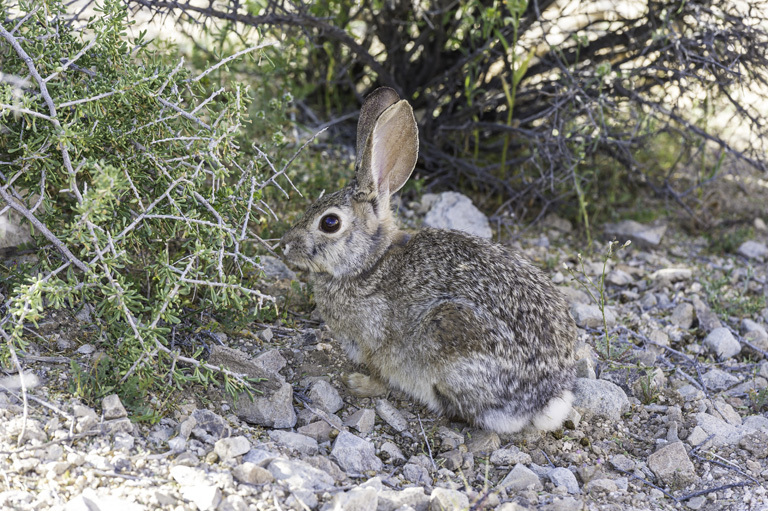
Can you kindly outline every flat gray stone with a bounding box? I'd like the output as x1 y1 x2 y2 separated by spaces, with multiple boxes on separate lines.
308 379 344 414
604 220 666 246
610 454 636 473
260 255 297 280
235 380 296 429
429 488 469 511
739 430 768 458
380 441 406 465
500 464 542 491
402 463 430 485
737 240 768 260
375 399 409 432
422 192 492 239
296 421 334 443
331 431 382 473
570 303 617 329
328 487 378 511
547 467 580 494
232 462 274 485
670 303 694 329
691 295 722 331
573 378 629 421
465 430 500 454
694 413 740 446
606 269 634 286
584 478 618 494
700 368 739 391
267 458 334 492
344 408 376 435
268 430 318 455
214 436 251 461
101 394 127 420
702 328 741 359
242 448 279 467
647 441 696 487
649 268 692 283
378 487 429 511
490 446 532 466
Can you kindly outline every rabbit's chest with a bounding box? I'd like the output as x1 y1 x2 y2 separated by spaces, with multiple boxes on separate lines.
312 279 390 349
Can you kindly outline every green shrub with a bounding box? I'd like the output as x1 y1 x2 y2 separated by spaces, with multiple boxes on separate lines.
1 0 288 419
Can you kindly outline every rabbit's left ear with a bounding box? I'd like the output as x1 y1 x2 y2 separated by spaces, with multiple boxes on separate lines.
356 99 419 200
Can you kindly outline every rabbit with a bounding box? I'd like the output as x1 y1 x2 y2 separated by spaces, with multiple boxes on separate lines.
280 87 577 434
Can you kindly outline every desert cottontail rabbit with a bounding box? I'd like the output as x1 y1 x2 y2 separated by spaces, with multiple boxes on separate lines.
281 87 576 433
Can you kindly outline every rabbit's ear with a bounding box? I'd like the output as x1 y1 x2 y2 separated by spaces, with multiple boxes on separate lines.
356 99 419 200
356 87 401 161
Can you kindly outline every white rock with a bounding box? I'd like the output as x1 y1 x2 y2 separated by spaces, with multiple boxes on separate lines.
268 430 318 455
647 441 696 487
331 431 382 473
328 487 378 511
584 478 619 494
572 378 629 420
214 436 251 461
570 303 617 329
267 459 335 492
694 413 741 446
422 192 492 239
700 368 739 391
344 409 376 435
429 488 469 511
649 268 692 283
603 220 666 246
702 328 741 359
737 240 768 260
547 467 580 494
500 464 542 491
308 380 344 414
375 399 409 432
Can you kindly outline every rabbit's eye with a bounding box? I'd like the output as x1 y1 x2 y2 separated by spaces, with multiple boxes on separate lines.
320 214 341 233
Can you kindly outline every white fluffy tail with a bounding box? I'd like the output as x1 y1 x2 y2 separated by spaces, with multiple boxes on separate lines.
532 390 574 431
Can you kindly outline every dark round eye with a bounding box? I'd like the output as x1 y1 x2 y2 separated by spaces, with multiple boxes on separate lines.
320 214 341 233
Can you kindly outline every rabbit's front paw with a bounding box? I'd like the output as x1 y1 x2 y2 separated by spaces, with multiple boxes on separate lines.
344 372 387 397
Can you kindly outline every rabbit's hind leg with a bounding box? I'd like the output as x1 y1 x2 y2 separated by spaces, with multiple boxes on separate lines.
344 372 388 397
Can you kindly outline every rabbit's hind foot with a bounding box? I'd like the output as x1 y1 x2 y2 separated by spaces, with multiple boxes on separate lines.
344 372 388 397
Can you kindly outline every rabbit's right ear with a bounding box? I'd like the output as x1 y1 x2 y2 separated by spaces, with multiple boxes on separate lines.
355 98 418 202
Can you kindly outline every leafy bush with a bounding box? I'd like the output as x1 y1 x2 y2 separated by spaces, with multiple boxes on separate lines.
0 0 289 419
130 0 768 229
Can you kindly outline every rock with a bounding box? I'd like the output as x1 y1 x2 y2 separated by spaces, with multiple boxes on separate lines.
647 441 696 487
214 436 251 461
233 462 274 485
742 318 768 337
755 217 768 231
260 255 297 280
437 427 464 450
169 465 208 486
234 381 296 428
465 430 500 454
297 420 334 443
739 430 768 458
331 431 382 473
64 490 144 511
259 327 274 342
742 415 768 433
376 399 409 432
308 379 344 414
344 408 376 435
559 286 591 306
268 458 335 492
402 463 431 485
603 220 666 246
547 467 580 494
609 454 635 473
700 368 739 391
712 399 742 426
570 303 617 329
268 430 319 455
737 240 768 260
327 487 378 511
378 487 429 511
429 488 469 511
380 441 406 465
564 408 582 429
702 328 741 359
584 478 618 494
670 303 694 329
691 295 722 331
572 378 629 421
649 268 692 284
490 446 532 466
694 413 740 446
422 192 492 239
242 448 279 467
500 463 543 491
101 394 127 420
606 269 634 286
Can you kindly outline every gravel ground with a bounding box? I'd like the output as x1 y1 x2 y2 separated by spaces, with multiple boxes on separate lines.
1 195 768 511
